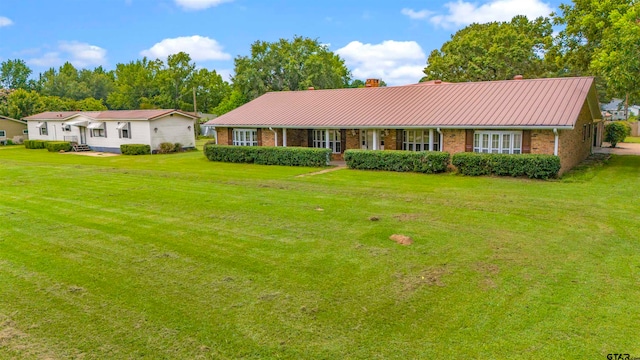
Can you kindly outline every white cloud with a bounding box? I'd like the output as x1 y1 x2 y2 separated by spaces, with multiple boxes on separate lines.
27 41 107 68
429 0 553 28
401 8 433 20
336 40 426 86
141 35 231 62
174 0 233 10
0 16 13 27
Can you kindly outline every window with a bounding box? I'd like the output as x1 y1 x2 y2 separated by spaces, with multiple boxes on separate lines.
402 130 439 151
88 122 106 138
473 131 522 154
117 122 131 139
37 122 48 136
0 130 5 137
313 129 341 153
233 129 258 146
61 124 71 132
23 129 28 135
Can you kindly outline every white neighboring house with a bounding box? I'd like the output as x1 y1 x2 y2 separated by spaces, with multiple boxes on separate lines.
24 110 198 153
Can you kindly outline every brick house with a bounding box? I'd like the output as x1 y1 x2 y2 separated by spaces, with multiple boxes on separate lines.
206 76 603 174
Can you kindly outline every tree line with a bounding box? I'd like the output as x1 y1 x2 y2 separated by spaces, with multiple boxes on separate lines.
1 0 638 119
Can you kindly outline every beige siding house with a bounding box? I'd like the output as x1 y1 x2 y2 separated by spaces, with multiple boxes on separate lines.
0 115 28 144
206 76 603 174
24 110 198 153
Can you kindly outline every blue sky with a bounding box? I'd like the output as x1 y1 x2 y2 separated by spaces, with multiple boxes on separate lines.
0 0 562 85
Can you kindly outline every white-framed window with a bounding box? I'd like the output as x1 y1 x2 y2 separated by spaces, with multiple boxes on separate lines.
37 122 48 136
117 122 131 139
474 131 522 154
313 129 341 153
403 129 440 151
88 122 106 138
0 130 5 137
233 129 258 146
61 124 71 132
92 129 105 137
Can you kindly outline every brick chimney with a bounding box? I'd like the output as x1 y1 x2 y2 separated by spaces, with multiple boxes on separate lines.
365 79 380 88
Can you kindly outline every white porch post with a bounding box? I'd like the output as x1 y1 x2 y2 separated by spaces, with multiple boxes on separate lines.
429 129 434 151
283 128 287 147
325 129 330 149
372 130 379 150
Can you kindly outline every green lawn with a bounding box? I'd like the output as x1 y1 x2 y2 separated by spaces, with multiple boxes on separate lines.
624 136 640 143
1 147 639 359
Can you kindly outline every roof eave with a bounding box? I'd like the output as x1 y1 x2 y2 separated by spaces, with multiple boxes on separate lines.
210 124 575 130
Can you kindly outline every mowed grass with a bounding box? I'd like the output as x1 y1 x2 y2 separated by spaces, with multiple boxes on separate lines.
0 148 639 359
624 136 640 143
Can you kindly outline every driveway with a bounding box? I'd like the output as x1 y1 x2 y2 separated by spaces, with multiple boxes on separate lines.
594 142 640 155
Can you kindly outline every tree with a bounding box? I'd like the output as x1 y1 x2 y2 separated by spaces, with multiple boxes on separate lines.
423 16 555 82
551 0 633 76
107 58 164 109
0 59 32 90
5 89 44 119
191 68 231 113
590 5 640 105
159 52 196 109
349 79 387 88
604 122 631 147
233 36 351 102
213 89 247 115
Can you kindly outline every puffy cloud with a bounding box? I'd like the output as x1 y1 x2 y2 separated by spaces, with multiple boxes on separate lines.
336 40 426 86
174 0 233 10
400 8 433 20
404 0 553 28
27 41 107 68
0 16 13 27
141 35 231 62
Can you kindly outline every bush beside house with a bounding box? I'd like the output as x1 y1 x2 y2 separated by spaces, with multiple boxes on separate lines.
605 122 631 147
24 140 47 149
121 144 151 155
204 145 331 167
344 150 450 174
452 153 561 179
45 141 72 152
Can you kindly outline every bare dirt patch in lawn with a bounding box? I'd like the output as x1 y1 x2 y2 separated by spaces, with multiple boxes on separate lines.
393 213 421 222
397 266 450 295
62 151 120 157
474 262 500 290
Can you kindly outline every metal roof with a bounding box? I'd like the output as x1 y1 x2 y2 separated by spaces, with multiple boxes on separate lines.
24 109 198 121
206 77 599 129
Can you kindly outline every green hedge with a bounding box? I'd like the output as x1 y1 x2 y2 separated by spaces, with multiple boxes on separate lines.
204 145 331 167
452 152 561 179
24 140 47 149
45 141 72 152
344 150 450 173
120 144 151 155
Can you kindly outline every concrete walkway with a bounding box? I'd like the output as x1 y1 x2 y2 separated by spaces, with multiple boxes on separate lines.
594 142 640 155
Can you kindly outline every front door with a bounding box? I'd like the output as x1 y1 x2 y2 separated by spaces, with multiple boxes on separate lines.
80 127 87 144
360 130 384 150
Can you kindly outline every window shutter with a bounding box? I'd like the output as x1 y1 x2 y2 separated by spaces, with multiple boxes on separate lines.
522 130 531 153
90 128 93 137
307 130 313 147
103 122 107 137
128 122 132 139
340 129 346 153
465 129 474 152
228 128 233 145
256 129 262 146
396 129 403 150
118 123 122 138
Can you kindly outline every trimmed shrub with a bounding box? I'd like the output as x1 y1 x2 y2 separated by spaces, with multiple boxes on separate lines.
157 142 176 154
452 152 560 179
45 141 72 152
24 140 47 149
174 143 183 152
605 122 631 147
120 144 151 155
344 150 450 174
204 145 331 167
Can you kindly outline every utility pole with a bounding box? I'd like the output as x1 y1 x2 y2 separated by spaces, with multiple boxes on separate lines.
193 87 198 138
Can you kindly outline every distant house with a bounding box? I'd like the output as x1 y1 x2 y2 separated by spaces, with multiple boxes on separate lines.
0 115 28 144
24 110 198 153
206 76 603 174
601 99 639 120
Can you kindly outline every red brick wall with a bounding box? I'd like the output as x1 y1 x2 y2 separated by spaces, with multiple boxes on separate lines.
286 129 308 147
531 130 555 155
558 101 594 174
216 127 230 145
346 130 360 150
442 129 466 153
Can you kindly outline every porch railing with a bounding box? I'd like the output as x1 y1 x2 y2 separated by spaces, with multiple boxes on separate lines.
64 136 79 143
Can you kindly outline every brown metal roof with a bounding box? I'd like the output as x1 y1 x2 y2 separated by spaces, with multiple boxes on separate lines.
207 77 599 129
24 109 198 121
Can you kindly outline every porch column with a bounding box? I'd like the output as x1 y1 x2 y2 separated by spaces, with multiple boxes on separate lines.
429 129 434 151
283 128 287 147
372 130 379 150
325 129 330 149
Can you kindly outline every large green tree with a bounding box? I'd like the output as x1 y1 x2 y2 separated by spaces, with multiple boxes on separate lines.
551 0 633 76
159 52 196 109
107 58 164 109
423 16 555 82
232 36 351 102
191 68 231 113
0 59 32 90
